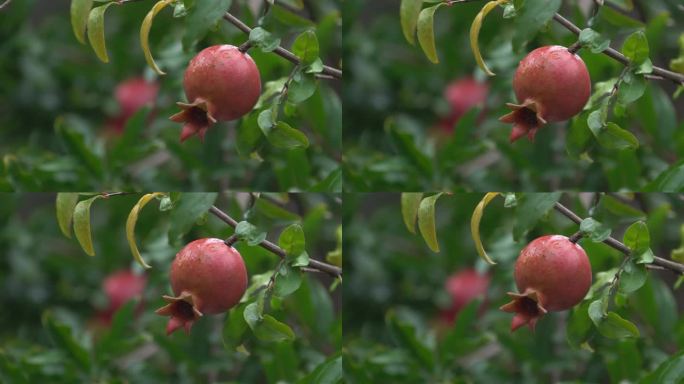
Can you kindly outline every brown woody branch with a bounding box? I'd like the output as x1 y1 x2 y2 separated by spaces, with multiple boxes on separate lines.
222 12 342 80
553 202 684 275
208 206 342 278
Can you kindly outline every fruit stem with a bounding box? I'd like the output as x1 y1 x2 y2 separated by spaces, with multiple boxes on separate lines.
567 42 582 54
568 231 583 243
238 41 253 53
224 234 239 247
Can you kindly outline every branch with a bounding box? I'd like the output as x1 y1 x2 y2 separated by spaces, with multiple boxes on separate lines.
0 0 11 11
208 206 343 278
223 12 342 80
553 202 684 275
552 13 684 86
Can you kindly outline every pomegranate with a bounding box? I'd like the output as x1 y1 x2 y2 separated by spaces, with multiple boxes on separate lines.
156 238 248 335
499 46 591 142
500 235 592 332
97 270 146 325
170 45 262 142
109 78 159 133
441 77 488 133
440 269 489 323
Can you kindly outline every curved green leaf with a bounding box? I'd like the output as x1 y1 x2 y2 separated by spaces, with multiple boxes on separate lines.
73 195 104 256
56 193 80 239
400 0 423 45
401 193 423 234
141 0 174 75
87 2 119 62
70 0 93 44
470 0 508 76
418 193 443 252
417 3 445 64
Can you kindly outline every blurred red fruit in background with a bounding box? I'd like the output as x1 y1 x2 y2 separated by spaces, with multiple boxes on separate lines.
440 77 488 133
107 77 159 133
440 269 489 324
96 270 146 325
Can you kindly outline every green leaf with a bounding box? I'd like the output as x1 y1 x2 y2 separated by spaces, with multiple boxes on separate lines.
182 0 232 49
292 30 319 65
54 117 104 179
619 259 647 294
42 312 91 370
288 73 317 104
590 122 639 151
598 312 640 338
645 160 684 192
73 195 104 256
513 192 562 240
579 28 611 53
235 221 267 246
244 303 295 342
580 218 612 242
623 221 650 253
278 224 305 258
618 72 647 105
168 193 218 242
250 27 281 52
261 121 309 149
418 193 443 252
566 301 594 349
588 299 606 327
640 350 684 384
86 2 119 62
470 0 508 75
310 169 342 192
222 304 248 351
622 30 649 65
512 0 561 50
416 4 445 63
274 264 303 297
56 193 80 239
400 0 423 45
386 311 434 369
401 193 423 234
70 0 93 44
298 355 342 384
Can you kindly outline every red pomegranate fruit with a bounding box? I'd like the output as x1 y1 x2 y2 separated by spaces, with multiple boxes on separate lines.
500 235 592 332
156 238 248 335
109 78 159 133
440 269 489 323
499 46 591 142
170 45 262 142
441 77 488 133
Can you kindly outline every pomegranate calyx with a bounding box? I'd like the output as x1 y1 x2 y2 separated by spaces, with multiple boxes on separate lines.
499 99 548 143
499 288 548 332
169 99 217 143
155 291 204 335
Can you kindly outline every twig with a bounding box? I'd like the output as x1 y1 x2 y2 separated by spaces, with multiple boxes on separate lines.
222 12 342 80
208 206 343 278
553 202 684 275
551 13 684 86
0 0 12 11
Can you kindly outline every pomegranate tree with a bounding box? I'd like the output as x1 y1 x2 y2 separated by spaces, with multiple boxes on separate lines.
440 269 489 323
500 235 592 331
499 46 591 142
170 45 262 142
156 238 248 335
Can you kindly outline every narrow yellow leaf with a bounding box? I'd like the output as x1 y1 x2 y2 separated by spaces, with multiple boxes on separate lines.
401 193 423 234
87 2 119 63
126 193 163 269
56 193 80 239
470 0 508 76
471 192 500 265
73 195 104 256
418 193 444 252
140 0 174 75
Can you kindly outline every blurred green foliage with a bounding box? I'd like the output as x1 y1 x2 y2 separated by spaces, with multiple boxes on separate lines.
343 192 684 382
0 192 341 382
343 0 684 191
0 0 341 191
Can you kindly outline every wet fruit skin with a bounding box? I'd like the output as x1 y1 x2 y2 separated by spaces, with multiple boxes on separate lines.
170 45 262 142
499 45 591 142
500 235 592 332
440 269 489 323
441 77 488 133
156 238 248 335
